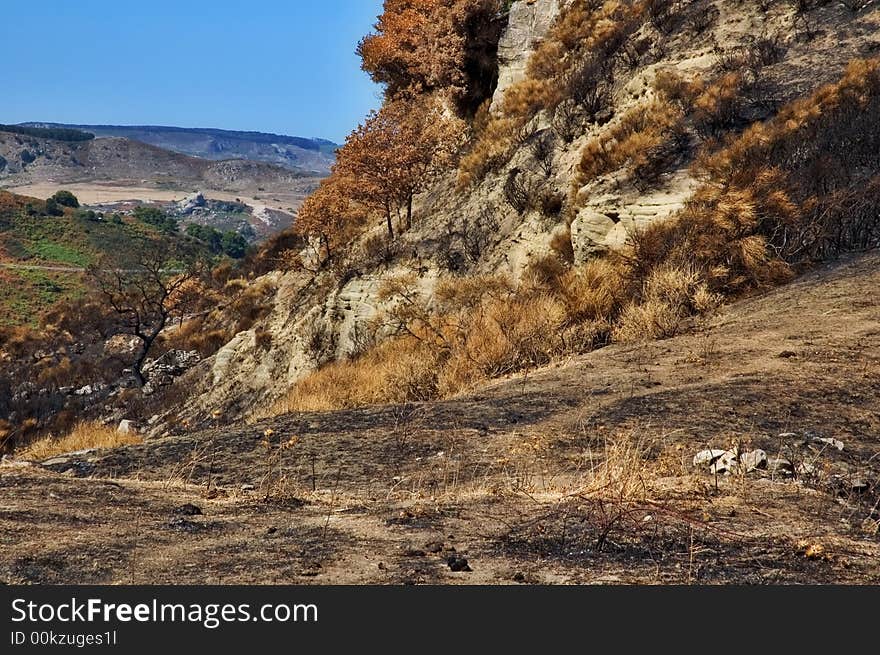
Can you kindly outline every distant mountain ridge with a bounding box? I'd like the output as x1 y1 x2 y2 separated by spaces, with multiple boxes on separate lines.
20 123 338 174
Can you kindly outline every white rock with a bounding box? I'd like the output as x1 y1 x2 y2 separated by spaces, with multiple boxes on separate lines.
490 0 565 112
740 449 768 473
117 419 138 435
814 437 844 451
693 449 727 467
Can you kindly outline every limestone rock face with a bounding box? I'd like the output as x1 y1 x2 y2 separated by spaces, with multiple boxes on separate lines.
490 0 566 112
571 209 618 262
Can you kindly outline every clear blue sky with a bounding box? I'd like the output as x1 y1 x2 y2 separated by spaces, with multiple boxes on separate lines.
1 0 384 143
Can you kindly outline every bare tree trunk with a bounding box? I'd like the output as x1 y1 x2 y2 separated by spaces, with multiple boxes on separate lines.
131 342 148 387
406 193 413 231
386 210 394 239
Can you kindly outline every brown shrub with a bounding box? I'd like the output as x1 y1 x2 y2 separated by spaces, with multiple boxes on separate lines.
577 96 687 188
614 265 720 342
550 228 575 264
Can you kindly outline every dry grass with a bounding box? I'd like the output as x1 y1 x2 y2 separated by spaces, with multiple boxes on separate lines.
614 265 721 342
264 262 625 416
576 95 687 187
267 56 880 418
18 421 142 461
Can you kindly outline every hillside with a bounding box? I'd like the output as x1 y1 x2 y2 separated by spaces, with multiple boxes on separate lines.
20 123 337 174
0 129 322 242
0 131 318 191
2 0 880 586
0 190 220 326
164 0 880 424
2 251 878 583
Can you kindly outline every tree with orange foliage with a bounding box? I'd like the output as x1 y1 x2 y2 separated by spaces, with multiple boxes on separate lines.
294 175 356 261
333 95 462 239
357 0 502 112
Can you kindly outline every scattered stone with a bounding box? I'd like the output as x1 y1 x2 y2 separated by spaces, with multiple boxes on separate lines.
513 572 526 583
767 457 794 475
173 504 203 516
117 419 138 435
266 527 278 536
739 449 768 473
693 449 727 467
797 461 817 477
42 459 96 478
424 541 444 554
447 556 472 572
814 437 844 451
700 448 767 475
778 351 798 359
241 484 256 492
167 517 202 533
143 350 201 381
709 450 740 475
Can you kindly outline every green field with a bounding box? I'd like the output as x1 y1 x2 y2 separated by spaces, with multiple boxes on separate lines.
0 190 205 326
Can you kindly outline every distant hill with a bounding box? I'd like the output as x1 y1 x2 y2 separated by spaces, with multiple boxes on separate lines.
0 131 318 193
19 123 337 174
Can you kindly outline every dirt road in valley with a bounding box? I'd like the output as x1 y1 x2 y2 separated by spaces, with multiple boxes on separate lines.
1 253 879 584
1 182 302 215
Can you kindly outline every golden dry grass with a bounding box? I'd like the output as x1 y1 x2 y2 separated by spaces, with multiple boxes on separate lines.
267 58 880 418
18 421 142 461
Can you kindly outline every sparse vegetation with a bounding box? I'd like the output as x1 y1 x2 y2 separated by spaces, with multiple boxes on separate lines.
18 421 141 460
0 124 95 142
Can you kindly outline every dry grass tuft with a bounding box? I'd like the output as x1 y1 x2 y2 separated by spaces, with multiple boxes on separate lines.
18 421 142 461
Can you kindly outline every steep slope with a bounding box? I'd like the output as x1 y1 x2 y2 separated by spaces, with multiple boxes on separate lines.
169 0 880 424
20 123 337 174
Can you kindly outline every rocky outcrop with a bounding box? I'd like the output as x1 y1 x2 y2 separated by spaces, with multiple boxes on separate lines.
490 0 567 112
570 171 696 263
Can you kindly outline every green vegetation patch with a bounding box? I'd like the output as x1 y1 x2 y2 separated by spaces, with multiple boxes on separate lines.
0 269 84 327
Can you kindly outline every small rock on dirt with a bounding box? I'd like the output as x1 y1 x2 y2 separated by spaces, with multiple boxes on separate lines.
693 449 727 467
768 457 794 475
447 556 472 572
173 504 203 516
813 437 844 451
740 449 768 472
167 517 203 533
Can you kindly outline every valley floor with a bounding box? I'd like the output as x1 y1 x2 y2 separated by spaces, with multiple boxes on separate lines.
2 253 879 584
1 182 304 215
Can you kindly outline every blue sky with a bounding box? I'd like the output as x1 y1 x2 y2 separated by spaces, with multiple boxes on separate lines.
1 0 384 143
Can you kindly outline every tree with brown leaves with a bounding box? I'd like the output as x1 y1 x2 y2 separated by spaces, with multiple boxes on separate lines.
333 95 462 239
294 175 357 261
357 0 503 112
